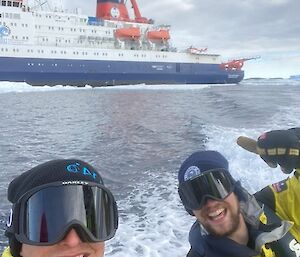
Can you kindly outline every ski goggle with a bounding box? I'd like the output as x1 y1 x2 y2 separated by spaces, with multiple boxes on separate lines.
178 169 234 210
10 182 118 245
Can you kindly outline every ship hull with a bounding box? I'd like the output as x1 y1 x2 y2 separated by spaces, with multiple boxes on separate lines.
0 57 244 86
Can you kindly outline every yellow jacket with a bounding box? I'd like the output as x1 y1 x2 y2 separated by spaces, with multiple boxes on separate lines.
255 169 300 243
1 248 12 257
271 171 300 242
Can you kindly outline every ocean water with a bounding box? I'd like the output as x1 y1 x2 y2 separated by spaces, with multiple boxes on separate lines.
0 79 299 256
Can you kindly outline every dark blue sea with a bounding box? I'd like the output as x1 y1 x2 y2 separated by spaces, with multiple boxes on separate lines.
0 79 299 256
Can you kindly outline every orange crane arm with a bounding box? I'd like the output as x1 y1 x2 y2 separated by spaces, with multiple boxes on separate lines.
130 0 142 19
130 0 149 23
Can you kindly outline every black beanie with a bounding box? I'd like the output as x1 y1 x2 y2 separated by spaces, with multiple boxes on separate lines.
6 159 104 257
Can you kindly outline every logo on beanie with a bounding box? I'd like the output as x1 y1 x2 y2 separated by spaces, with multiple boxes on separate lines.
6 209 13 228
66 163 97 180
184 166 201 181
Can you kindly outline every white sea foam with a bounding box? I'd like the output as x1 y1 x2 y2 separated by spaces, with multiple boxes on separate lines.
1 79 299 94
0 81 231 94
203 103 300 193
105 104 299 257
1 80 299 256
106 169 193 257
0 82 92 94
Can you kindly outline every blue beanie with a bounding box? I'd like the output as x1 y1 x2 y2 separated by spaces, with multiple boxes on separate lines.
178 151 232 216
178 150 229 183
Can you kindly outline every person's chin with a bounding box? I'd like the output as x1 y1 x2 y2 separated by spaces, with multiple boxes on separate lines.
206 208 234 235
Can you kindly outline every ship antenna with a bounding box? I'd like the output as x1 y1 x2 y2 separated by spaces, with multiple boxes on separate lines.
31 0 52 11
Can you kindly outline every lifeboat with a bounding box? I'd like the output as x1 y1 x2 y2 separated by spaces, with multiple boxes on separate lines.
147 29 170 41
220 60 244 70
115 27 141 40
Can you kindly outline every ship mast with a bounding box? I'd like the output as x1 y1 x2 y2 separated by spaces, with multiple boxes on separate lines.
30 0 52 11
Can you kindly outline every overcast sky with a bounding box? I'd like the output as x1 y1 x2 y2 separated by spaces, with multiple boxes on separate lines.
34 0 300 78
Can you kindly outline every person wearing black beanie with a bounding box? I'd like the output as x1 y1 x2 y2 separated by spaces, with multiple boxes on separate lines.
2 159 118 257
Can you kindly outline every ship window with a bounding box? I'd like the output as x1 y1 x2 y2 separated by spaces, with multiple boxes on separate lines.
13 2 19 7
7 1 11 6
2 1 6 6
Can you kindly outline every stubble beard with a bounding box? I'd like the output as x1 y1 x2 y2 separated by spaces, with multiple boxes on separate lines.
203 204 241 237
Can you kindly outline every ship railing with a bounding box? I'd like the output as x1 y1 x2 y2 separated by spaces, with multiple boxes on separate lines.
0 38 29 45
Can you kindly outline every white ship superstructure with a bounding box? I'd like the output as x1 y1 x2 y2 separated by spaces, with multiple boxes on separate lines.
0 0 244 86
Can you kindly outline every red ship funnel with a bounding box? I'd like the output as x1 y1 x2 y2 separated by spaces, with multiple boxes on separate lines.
96 0 130 21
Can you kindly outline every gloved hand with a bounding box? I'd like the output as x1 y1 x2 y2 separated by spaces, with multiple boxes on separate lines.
257 128 300 174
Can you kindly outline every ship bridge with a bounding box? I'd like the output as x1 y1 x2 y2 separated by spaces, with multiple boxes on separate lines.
1 0 23 8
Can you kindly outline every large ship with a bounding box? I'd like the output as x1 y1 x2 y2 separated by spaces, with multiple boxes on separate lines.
0 0 246 86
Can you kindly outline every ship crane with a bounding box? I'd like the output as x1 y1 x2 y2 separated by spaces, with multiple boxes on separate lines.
96 0 151 24
221 56 260 70
129 0 149 23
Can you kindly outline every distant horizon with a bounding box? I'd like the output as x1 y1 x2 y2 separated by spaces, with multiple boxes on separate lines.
245 74 300 79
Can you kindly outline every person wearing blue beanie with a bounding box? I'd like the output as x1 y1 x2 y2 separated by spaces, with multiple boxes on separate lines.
178 150 294 257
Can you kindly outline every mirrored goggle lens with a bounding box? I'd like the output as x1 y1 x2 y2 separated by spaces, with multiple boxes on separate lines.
20 185 117 244
179 169 234 210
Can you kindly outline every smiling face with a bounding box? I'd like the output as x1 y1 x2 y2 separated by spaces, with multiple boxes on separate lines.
20 229 105 257
193 192 243 237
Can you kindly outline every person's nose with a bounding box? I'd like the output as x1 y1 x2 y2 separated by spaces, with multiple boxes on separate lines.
60 229 82 247
202 197 219 208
